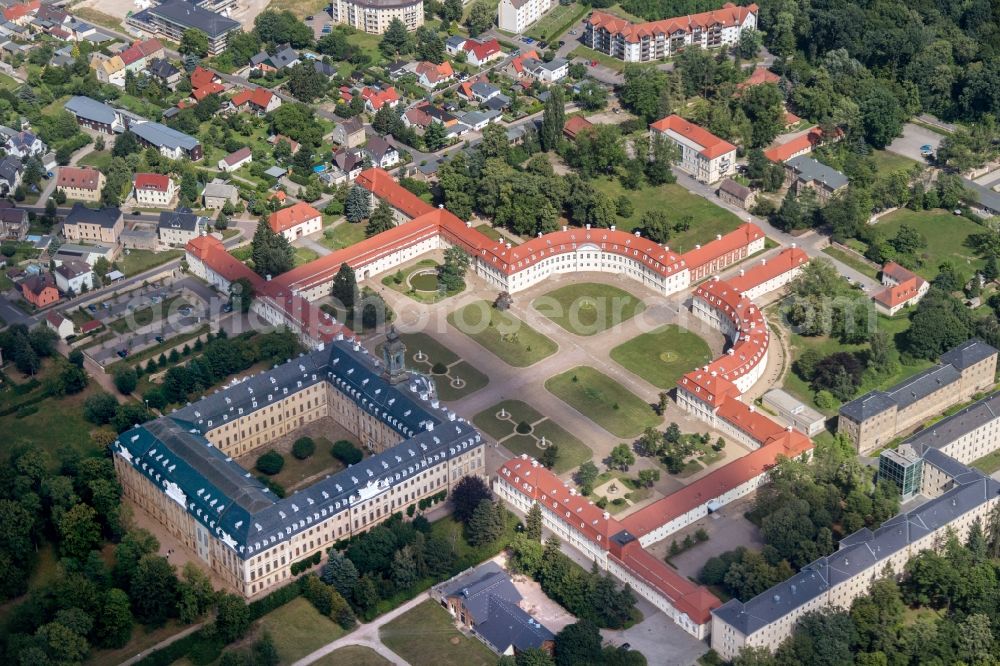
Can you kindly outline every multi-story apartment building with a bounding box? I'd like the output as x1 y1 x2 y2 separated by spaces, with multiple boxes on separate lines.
158 210 200 247
498 0 553 34
133 172 177 208
585 3 758 63
62 203 123 245
56 166 104 202
712 452 1000 661
126 0 240 56
650 115 736 184
131 121 203 161
838 340 998 454
329 0 424 34
783 155 848 204
113 333 486 599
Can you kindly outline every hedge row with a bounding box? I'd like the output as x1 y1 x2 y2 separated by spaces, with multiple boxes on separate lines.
289 551 322 576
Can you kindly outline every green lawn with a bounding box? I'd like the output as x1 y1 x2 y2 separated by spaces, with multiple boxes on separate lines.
822 246 880 281
77 151 112 172
610 324 713 388
382 259 464 304
0 72 19 91
589 179 743 252
294 246 320 267
872 149 920 175
448 301 557 367
380 600 496 666
320 221 365 251
545 366 661 438
396 332 489 401
265 0 329 18
571 45 628 71
874 208 985 280
525 2 589 41
314 646 392 666
254 597 345 664
533 282 645 336
971 449 1000 474
259 442 347 493
119 249 182 276
474 223 518 245
473 399 592 473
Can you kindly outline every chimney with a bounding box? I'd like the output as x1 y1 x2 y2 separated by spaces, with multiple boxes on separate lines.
610 225 616 231
266 274 272 281
761 259 766 266
791 242 796 248
749 404 755 412
695 244 701 249
602 511 610 520
506 242 512 249
739 269 745 276
466 221 472 227
716 234 722 240
562 225 567 231
585 224 591 230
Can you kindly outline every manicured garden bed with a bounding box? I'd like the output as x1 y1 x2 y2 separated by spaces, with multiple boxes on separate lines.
448 301 557 367
545 366 661 438
610 324 712 388
533 282 645 336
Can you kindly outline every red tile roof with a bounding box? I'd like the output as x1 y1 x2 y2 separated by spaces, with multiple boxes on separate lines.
356 167 434 219
563 115 594 139
511 50 539 74
361 86 399 110
3 0 39 22
119 44 145 66
415 60 454 83
190 66 217 89
193 81 224 101
727 247 809 293
587 3 758 44
650 114 736 160
615 543 721 624
222 146 252 166
79 319 103 333
738 66 780 90
268 201 321 234
873 276 925 309
464 38 502 61
187 235 262 287
682 223 764 273
764 126 824 162
133 172 171 192
232 87 274 109
57 166 101 191
138 38 163 57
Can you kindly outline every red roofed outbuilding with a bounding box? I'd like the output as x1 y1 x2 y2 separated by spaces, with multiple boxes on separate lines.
268 202 322 241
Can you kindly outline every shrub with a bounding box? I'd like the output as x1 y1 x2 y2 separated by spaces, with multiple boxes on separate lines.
15 404 38 418
292 437 316 460
515 420 532 434
256 450 285 475
331 439 363 465
431 361 448 375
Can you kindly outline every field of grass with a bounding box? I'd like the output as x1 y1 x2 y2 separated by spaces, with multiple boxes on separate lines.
525 2 588 41
570 45 628 71
321 221 365 251
380 600 496 666
545 366 661 438
822 246 880 281
78 151 112 172
590 179 743 252
313 646 392 666
119 249 182 276
872 149 920 175
474 223 519 245
874 208 986 280
610 324 712 388
972 449 1000 474
382 259 464 304
294 246 320 267
259 441 347 492
533 282 645 336
73 6 122 31
473 399 592 473
254 597 346 664
265 0 330 18
449 301 557 367
0 72 19 91
391 332 489 402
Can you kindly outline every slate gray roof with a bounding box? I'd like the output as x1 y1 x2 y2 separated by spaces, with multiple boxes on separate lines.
0 154 21 184
270 45 298 69
470 81 500 98
719 178 752 200
444 563 521 621
963 178 1000 215
713 464 1000 636
840 364 961 422
904 391 1000 456
446 36 467 50
64 203 121 228
116 340 482 560
785 155 848 190
65 96 119 125
158 210 199 232
143 0 239 38
939 339 997 370
132 121 200 152
476 596 554 653
203 179 238 199
148 58 179 80
264 166 286 178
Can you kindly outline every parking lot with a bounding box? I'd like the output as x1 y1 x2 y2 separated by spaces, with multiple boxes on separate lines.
886 122 944 162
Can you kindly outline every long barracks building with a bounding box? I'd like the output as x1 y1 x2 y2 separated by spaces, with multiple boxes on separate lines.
114 337 485 598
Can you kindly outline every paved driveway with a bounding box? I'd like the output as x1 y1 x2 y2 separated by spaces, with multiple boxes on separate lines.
886 123 943 162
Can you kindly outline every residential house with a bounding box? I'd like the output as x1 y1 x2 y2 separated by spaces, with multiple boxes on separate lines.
563 115 593 140
133 172 177 208
736 66 780 91
147 58 181 87
462 38 503 67
20 272 58 307
268 202 321 241
362 136 399 169
872 262 929 316
45 312 75 339
650 114 736 184
1 128 45 159
469 80 502 103
202 178 239 210
0 155 22 196
498 0 554 33
403 103 458 133
518 56 569 82
131 121 203 160
717 178 755 210
3 1 40 27
333 149 364 181
269 134 300 154
0 207 27 240
507 50 539 77
192 80 225 102
119 38 165 73
54 259 95 294
445 35 467 56
90 54 127 87
332 117 366 148
218 146 252 172
57 166 104 202
53 243 118 267
62 203 124 245
414 60 454 89
442 562 556 657
158 209 200 246
313 60 336 77
249 44 299 72
764 126 827 163
191 65 219 90
783 155 848 204
460 109 501 131
227 87 280 115
361 86 400 112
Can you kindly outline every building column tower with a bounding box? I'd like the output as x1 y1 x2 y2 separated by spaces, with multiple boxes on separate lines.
382 326 408 384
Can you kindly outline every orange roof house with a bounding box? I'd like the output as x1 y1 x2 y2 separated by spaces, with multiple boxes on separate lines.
414 61 454 86
563 115 594 139
650 114 736 160
737 66 780 90
3 0 40 23
361 86 399 111
20 273 59 308
190 65 218 89
763 126 840 162
192 81 224 101
268 202 322 239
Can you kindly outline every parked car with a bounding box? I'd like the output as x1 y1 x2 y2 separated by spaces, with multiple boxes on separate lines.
590 60 598 67
87 304 97 313
116 350 128 358
154 335 164 343
522 37 534 44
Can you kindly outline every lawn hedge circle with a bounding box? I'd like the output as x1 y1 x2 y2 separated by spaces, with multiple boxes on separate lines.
431 361 448 375
515 420 533 434
659 350 679 363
